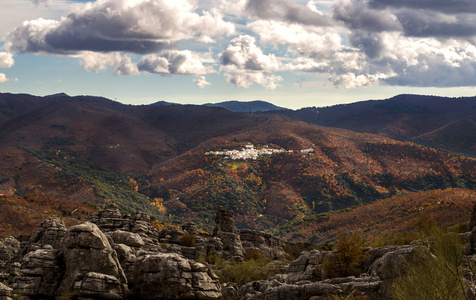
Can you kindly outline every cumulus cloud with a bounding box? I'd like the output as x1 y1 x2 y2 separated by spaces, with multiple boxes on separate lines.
0 73 17 83
195 75 211 88
368 0 476 14
8 0 234 54
78 52 139 75
395 10 476 38
333 0 402 32
220 35 282 89
138 50 209 75
246 0 333 27
249 20 342 59
0 52 14 68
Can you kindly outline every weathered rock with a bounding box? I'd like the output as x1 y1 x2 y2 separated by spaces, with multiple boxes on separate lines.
88 209 160 251
285 250 325 283
12 245 63 298
57 222 128 298
222 282 239 300
106 230 145 248
133 252 221 299
159 226 186 245
241 280 341 300
114 244 138 285
240 229 286 259
212 206 244 261
28 218 67 250
0 237 20 268
241 275 382 300
182 222 199 235
72 272 124 299
369 245 432 297
0 282 12 300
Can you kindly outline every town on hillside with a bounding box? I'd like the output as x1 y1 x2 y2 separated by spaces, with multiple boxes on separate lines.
205 143 314 160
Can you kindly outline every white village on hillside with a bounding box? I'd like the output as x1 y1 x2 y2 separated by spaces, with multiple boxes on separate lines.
205 144 314 160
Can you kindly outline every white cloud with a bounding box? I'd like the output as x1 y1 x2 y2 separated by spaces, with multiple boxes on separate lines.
0 52 14 68
138 50 209 75
246 0 333 27
219 35 283 89
0 73 17 83
195 75 211 88
7 0 235 54
78 52 139 75
248 20 342 59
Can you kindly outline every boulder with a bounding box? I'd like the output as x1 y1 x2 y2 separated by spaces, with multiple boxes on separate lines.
57 222 128 298
133 252 221 299
285 250 325 283
12 245 63 298
106 230 145 248
72 272 124 299
369 245 432 297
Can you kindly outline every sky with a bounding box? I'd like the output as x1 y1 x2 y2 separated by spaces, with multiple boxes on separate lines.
1 0 476 109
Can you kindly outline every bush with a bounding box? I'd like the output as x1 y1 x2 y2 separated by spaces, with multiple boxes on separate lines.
244 248 264 261
390 227 467 300
322 233 368 279
179 234 196 247
218 258 282 287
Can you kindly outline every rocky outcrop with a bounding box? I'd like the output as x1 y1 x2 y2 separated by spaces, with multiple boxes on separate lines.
12 245 63 298
28 218 67 250
213 206 245 261
0 282 12 300
240 275 382 300
133 252 221 299
88 209 160 251
57 222 128 299
0 237 20 269
284 250 325 283
5 204 476 300
240 229 286 259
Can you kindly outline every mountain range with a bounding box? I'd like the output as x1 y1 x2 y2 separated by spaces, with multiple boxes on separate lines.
0 92 475 243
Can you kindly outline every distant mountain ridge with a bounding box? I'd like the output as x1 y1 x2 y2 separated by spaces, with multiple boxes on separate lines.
273 94 476 156
203 100 289 112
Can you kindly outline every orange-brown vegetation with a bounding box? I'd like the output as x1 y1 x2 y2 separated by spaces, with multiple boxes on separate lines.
0 194 97 238
282 188 476 243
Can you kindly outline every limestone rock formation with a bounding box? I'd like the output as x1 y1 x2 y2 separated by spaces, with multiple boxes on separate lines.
213 206 245 261
88 209 160 251
57 222 128 299
240 229 286 259
0 237 19 269
133 252 221 299
285 250 325 283
12 245 63 298
28 218 67 250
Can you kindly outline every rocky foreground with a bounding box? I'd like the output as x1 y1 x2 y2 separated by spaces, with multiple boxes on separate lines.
0 205 476 299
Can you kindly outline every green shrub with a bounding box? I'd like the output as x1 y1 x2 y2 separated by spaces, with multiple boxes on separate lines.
390 228 467 300
244 248 264 261
179 234 196 247
218 258 282 287
322 233 368 279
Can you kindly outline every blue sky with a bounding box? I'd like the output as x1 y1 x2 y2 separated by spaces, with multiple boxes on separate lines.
1 0 476 109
